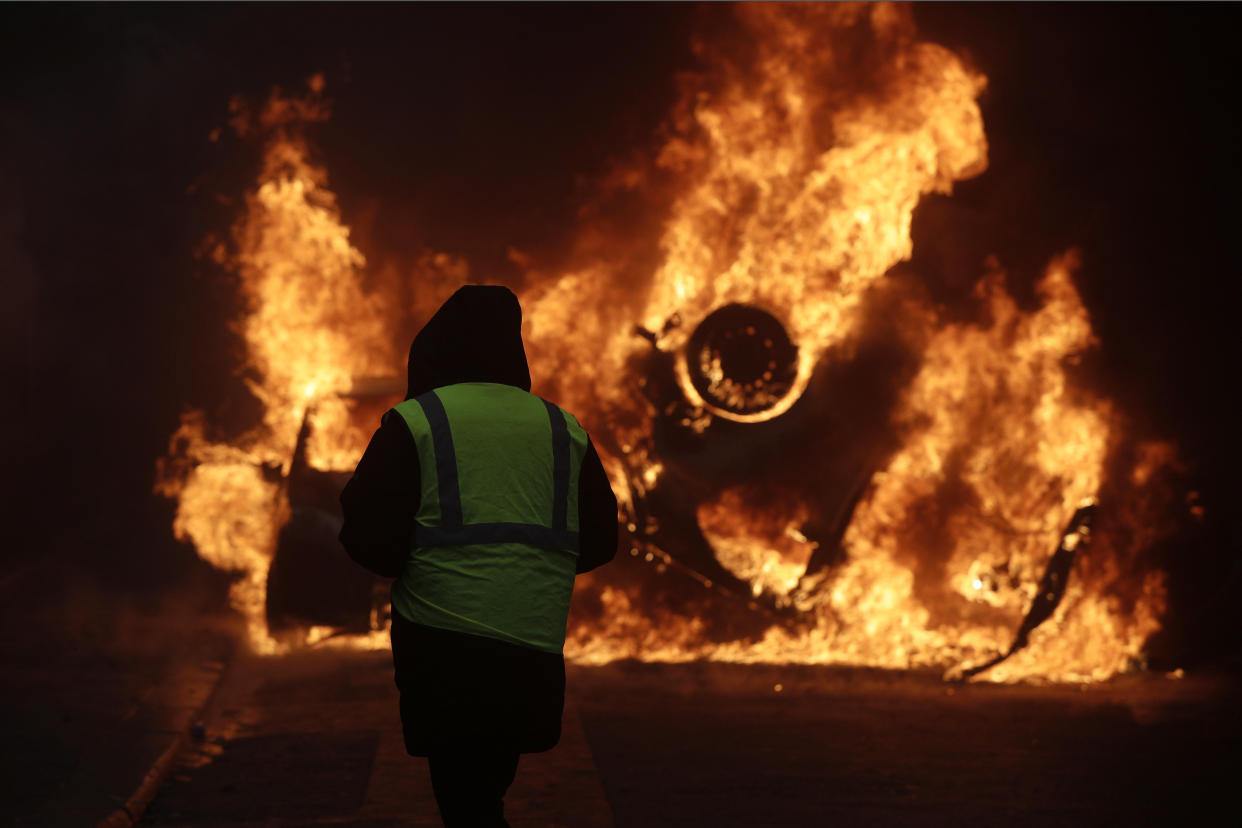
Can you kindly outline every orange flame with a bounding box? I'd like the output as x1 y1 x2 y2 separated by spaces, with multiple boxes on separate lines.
158 78 398 652
160 6 1178 681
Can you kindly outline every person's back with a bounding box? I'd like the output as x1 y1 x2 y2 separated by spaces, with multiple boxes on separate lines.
340 285 618 827
389 381 590 655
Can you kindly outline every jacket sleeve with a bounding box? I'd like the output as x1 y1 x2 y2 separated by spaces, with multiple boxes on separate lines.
339 411 420 578
575 439 619 574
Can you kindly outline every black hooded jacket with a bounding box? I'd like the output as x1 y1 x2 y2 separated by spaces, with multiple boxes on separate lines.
338 285 617 755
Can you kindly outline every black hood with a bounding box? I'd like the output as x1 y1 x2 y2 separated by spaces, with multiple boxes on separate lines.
406 285 532 399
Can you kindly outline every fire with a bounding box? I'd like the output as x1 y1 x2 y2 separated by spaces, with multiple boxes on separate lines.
157 412 287 651
161 5 1180 681
697 489 815 598
232 85 397 472
539 5 1169 682
640 4 987 425
157 79 397 652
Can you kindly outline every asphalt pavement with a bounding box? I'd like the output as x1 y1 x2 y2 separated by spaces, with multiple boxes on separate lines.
133 649 1238 827
0 563 234 828
140 648 610 828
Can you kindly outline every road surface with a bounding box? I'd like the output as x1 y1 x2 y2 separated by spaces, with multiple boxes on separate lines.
140 650 1237 827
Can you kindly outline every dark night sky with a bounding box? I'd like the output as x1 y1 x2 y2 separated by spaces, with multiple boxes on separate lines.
2 4 1238 642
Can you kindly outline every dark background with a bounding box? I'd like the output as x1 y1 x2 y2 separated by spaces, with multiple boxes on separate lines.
2 3 1237 664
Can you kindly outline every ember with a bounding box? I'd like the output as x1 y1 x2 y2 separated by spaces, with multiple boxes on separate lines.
158 3 1182 681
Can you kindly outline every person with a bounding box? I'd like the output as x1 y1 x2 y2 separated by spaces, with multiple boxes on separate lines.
339 284 618 827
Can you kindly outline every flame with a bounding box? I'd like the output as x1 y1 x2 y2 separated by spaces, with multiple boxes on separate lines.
156 412 287 651
158 78 398 652
644 5 986 423
234 86 396 472
525 3 987 427
697 489 815 598
542 5 1170 682
161 6 1180 681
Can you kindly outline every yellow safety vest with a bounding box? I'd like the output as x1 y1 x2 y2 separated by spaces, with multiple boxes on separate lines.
389 382 588 653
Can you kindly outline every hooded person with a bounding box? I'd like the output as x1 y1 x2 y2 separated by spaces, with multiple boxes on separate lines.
339 284 618 827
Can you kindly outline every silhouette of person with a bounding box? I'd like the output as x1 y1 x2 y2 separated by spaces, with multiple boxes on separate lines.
341 284 618 826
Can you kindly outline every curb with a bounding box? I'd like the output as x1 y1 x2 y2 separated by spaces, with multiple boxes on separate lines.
95 653 233 828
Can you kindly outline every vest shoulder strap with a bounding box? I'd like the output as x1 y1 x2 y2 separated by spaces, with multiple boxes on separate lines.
413 390 462 527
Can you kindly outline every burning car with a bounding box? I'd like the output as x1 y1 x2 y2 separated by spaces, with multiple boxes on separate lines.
160 4 1179 682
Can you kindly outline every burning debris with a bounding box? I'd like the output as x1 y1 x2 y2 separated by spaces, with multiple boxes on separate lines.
159 3 1182 682
956 502 1097 680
